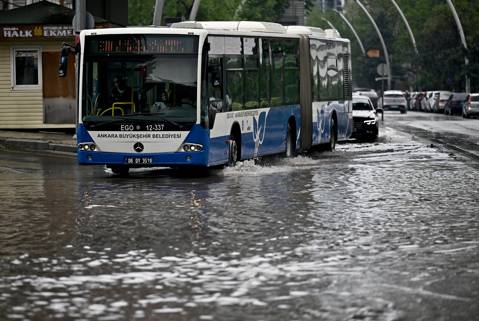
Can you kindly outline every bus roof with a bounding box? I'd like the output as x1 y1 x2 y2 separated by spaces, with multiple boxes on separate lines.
172 21 348 42
80 21 349 43
171 21 287 34
80 26 207 37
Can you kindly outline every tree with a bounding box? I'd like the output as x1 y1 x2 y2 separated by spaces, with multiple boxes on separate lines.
128 0 155 26
237 0 290 21
307 0 479 92
128 0 240 25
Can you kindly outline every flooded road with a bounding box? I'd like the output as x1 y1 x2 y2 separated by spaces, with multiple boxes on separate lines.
1 114 478 321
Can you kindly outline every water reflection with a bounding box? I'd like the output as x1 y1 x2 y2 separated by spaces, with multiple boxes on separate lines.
0 153 80 256
0 128 478 321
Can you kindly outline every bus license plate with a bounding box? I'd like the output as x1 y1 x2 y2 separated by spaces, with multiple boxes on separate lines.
125 157 153 165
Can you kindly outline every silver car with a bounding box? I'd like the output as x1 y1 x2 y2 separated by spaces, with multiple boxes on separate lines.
378 90 407 114
463 94 479 118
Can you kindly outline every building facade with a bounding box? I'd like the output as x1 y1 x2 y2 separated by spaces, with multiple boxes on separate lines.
279 0 305 26
0 0 73 11
316 0 344 11
0 0 124 129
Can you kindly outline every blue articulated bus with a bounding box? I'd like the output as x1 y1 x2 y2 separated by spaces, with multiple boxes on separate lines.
76 21 352 174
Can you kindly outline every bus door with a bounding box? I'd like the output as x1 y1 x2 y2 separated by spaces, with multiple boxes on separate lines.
299 35 312 151
206 55 224 129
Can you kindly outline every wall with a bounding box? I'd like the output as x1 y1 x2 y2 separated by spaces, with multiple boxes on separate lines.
0 40 75 129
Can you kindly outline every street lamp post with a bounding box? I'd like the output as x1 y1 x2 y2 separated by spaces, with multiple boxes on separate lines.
354 0 392 90
333 9 366 57
446 0 470 93
321 17 337 31
388 0 418 55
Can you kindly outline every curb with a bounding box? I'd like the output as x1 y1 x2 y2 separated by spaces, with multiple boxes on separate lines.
0 137 76 154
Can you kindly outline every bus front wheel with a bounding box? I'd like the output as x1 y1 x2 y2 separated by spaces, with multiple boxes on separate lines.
228 137 239 166
109 165 130 176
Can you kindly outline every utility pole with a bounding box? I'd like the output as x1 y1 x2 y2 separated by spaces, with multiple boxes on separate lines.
189 0 201 21
75 0 86 32
153 0 165 26
74 0 86 135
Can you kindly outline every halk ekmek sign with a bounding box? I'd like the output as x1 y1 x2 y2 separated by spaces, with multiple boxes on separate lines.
1 25 74 39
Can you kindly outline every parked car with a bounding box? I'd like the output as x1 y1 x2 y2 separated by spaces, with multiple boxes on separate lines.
352 94 379 140
431 91 452 113
408 92 417 110
425 91 435 112
463 93 479 118
413 92 428 111
378 90 407 113
353 88 379 108
444 93 468 115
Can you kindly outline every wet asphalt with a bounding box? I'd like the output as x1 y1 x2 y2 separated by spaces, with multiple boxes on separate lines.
0 112 478 321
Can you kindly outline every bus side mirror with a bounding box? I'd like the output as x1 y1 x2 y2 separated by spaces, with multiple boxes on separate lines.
58 43 74 77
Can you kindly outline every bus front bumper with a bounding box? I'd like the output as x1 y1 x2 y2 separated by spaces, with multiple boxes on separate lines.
78 150 209 167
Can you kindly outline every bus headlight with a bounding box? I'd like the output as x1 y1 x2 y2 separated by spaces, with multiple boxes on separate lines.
364 119 376 125
78 143 97 151
179 143 203 152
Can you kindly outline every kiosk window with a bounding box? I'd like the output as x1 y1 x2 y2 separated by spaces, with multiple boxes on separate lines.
12 48 41 88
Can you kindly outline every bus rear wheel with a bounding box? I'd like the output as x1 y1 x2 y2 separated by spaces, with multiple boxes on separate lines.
109 165 129 176
285 122 296 158
327 117 337 151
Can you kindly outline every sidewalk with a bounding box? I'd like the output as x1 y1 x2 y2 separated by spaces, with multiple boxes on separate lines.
0 130 76 154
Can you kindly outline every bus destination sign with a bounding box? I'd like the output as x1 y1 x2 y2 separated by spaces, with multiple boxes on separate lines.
88 35 198 55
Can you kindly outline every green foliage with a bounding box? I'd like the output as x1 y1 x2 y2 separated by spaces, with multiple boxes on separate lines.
128 0 155 26
128 0 289 25
237 0 290 21
307 0 479 92
128 0 479 92
197 0 240 21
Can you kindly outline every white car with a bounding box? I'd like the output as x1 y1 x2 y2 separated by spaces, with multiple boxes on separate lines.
378 90 407 113
353 88 379 108
425 91 435 112
430 91 452 113
352 94 379 140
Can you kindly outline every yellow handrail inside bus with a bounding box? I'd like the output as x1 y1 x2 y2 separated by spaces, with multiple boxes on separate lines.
97 87 135 117
112 101 136 113
99 106 125 117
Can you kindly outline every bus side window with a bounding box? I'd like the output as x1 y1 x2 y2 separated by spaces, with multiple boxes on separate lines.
260 39 271 108
208 57 223 103
270 40 284 106
225 37 243 111
207 56 224 129
284 39 299 105
244 37 259 110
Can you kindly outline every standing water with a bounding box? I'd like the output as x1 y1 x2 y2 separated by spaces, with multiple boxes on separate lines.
0 127 478 321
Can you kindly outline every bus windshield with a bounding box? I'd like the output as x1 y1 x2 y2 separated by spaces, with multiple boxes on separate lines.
81 35 198 130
